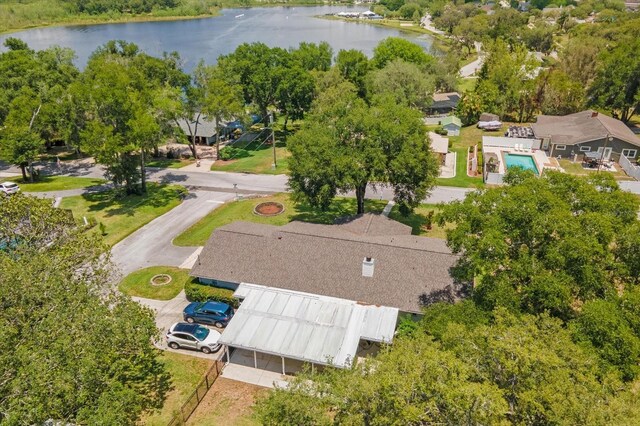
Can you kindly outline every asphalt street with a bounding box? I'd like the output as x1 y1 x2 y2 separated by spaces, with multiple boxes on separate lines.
111 190 235 276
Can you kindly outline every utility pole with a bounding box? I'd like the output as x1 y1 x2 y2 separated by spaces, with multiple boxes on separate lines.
270 112 277 169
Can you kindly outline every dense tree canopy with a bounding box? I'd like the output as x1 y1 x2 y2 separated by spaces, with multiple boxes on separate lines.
256 305 640 425
0 38 79 180
288 81 438 215
69 40 187 193
439 170 638 317
0 194 169 425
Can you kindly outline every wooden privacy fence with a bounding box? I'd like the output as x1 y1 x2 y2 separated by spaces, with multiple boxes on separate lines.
167 360 224 426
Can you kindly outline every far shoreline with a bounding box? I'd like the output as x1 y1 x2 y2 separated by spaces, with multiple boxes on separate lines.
0 2 340 36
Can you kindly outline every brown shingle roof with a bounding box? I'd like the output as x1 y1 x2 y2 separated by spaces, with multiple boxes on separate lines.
531 110 640 147
190 215 459 313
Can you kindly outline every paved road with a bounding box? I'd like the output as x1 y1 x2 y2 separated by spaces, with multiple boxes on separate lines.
459 57 484 78
111 190 235 276
4 161 476 203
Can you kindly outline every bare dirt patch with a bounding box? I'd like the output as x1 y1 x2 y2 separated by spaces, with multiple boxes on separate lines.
254 201 285 216
186 378 268 425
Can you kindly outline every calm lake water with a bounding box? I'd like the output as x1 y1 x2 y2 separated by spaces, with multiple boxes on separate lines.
0 6 434 71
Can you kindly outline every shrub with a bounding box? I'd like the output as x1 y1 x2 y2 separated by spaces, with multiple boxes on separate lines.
435 126 448 136
184 280 239 308
218 146 251 161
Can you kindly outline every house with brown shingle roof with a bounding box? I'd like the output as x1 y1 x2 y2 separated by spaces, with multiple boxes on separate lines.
190 214 461 314
531 110 640 161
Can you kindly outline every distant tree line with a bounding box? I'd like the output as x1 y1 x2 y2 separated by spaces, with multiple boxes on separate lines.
62 0 179 14
0 36 452 213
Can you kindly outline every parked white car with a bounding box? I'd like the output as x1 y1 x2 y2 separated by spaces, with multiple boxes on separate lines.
166 322 222 354
0 181 20 196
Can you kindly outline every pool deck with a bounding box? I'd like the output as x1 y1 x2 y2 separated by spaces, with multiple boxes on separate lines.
484 145 551 175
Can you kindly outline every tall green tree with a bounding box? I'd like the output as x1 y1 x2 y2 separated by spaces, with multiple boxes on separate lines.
195 64 245 159
288 82 438 215
474 39 540 121
538 68 585 115
290 41 333 72
274 66 316 131
0 39 79 179
71 41 184 193
589 39 640 123
335 49 370 99
368 59 434 111
0 194 169 425
217 42 291 123
438 171 639 319
372 37 435 70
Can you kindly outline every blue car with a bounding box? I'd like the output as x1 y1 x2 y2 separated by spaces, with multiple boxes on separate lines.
183 301 234 328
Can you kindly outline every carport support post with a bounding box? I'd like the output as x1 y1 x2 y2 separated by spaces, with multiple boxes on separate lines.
281 357 285 375
254 351 257 369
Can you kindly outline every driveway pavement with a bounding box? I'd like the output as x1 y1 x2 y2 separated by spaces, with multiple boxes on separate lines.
111 190 235 276
133 291 224 360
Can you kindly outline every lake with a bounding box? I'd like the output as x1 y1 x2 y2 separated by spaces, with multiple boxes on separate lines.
0 6 435 71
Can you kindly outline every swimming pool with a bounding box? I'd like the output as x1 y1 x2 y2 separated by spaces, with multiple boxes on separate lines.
504 154 539 174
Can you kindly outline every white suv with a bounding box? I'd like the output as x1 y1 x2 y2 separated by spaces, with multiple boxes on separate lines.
166 322 222 354
0 182 20 196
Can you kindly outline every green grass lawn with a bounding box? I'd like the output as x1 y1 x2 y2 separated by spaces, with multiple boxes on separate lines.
210 139 290 175
436 145 484 188
434 125 496 188
141 351 213 426
457 77 477 93
59 183 184 246
119 266 190 300
1 175 105 192
173 193 388 247
388 203 452 239
146 157 194 169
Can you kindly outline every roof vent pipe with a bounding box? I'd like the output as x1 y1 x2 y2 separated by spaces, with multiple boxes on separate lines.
362 257 375 278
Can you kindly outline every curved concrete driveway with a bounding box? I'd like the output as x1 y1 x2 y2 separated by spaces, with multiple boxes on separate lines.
111 190 235 276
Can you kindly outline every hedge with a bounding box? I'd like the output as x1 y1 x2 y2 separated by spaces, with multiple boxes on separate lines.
218 146 251 161
184 280 239 308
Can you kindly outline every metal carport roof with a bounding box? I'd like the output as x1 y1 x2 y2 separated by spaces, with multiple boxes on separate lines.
219 283 399 368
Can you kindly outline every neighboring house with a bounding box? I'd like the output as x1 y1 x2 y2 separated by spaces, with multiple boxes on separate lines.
531 110 640 161
176 115 219 145
440 116 462 136
429 92 461 115
429 131 449 165
190 214 460 315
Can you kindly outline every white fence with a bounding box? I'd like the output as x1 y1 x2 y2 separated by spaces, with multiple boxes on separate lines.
619 154 640 180
482 136 541 150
